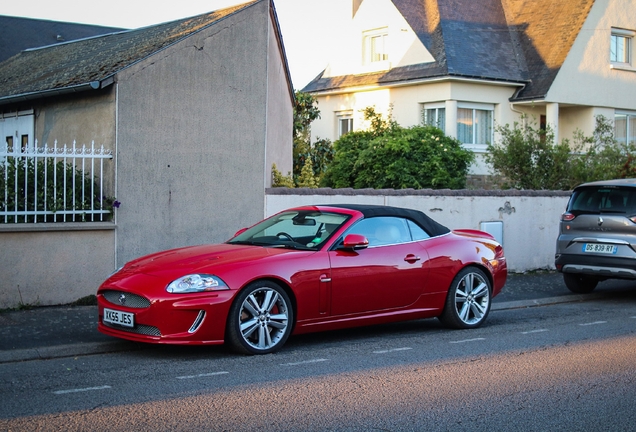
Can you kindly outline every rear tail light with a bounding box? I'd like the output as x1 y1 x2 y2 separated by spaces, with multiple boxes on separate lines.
561 212 576 221
494 244 504 259
630 216 636 224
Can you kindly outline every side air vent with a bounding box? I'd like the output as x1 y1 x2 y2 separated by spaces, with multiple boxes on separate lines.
188 310 206 333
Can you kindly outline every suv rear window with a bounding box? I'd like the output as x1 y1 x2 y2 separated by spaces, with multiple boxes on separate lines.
568 186 636 215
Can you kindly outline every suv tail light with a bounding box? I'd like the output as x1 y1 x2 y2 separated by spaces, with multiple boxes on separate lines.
561 212 576 221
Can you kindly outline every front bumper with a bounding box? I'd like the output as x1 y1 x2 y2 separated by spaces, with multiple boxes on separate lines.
97 289 236 345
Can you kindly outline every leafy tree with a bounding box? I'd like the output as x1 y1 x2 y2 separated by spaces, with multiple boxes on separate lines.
292 91 333 185
322 108 474 189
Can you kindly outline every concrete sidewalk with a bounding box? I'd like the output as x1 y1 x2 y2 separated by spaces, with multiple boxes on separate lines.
0 271 622 363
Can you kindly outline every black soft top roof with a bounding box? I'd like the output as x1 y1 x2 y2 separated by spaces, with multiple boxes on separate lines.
324 204 450 237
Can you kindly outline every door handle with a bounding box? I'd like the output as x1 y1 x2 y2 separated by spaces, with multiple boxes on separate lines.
404 254 421 263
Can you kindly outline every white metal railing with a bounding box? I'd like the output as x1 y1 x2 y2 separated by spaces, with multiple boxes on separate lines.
0 140 114 223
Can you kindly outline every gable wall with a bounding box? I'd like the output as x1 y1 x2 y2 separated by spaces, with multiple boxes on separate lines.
548 0 636 109
114 0 280 265
265 10 294 194
325 0 434 78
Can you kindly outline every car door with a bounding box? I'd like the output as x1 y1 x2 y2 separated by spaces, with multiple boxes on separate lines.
328 216 429 316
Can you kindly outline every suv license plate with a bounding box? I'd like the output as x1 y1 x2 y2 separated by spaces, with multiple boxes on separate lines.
103 308 135 327
583 243 617 254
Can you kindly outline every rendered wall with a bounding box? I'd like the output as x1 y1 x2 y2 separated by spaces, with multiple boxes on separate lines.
265 188 571 272
34 89 117 150
114 1 291 266
0 225 115 309
264 10 294 192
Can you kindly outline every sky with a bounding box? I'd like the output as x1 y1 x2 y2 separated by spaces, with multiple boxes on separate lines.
0 0 350 89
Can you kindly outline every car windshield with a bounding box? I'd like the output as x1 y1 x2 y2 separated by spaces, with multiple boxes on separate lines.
227 210 350 250
568 186 636 215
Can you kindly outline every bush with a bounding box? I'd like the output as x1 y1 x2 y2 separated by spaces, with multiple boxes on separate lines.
322 108 474 189
486 115 636 190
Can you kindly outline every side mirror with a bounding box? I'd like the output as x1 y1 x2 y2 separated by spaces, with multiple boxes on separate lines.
340 234 369 250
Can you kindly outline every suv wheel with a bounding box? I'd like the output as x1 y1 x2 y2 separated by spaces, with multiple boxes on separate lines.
563 273 598 294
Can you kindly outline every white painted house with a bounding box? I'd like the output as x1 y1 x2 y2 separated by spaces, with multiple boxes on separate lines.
303 0 636 183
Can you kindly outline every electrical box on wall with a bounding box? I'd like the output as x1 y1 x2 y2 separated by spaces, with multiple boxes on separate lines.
480 221 503 246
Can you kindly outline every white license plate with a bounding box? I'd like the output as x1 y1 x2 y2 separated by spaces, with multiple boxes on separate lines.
103 308 135 328
583 243 617 254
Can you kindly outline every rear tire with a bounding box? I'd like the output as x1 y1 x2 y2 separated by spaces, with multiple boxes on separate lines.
563 273 598 294
439 267 492 329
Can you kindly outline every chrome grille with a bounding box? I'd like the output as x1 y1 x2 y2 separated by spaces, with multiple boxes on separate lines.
103 321 161 337
102 290 150 308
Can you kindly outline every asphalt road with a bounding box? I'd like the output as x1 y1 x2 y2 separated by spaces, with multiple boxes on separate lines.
1 284 635 431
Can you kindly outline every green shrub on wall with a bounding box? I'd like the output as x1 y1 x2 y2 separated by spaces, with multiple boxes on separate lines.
322 108 474 189
486 115 636 190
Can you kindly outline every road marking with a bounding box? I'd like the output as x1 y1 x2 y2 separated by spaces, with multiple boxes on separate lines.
521 329 548 334
176 372 229 380
579 321 607 326
450 338 485 344
281 358 328 366
53 385 111 395
373 347 413 354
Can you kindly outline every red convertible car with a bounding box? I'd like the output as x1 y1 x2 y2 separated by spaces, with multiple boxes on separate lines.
97 204 507 354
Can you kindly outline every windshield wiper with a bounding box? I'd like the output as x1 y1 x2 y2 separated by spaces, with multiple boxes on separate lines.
228 240 267 246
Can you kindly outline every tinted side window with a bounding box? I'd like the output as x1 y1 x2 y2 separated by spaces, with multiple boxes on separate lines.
346 217 411 246
407 220 431 240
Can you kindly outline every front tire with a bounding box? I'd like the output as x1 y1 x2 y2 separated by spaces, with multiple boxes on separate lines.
440 267 492 329
226 281 293 355
563 273 598 294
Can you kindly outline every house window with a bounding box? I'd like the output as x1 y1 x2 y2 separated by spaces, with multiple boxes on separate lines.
615 112 636 145
611 28 634 65
363 28 388 64
423 107 446 131
457 107 493 149
338 116 353 137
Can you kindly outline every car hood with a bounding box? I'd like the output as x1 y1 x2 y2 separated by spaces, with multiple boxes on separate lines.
112 243 299 280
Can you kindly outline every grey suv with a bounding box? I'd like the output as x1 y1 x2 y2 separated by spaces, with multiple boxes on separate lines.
555 178 636 293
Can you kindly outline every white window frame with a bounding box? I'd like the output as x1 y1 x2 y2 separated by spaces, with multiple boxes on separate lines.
336 111 354 138
610 28 635 71
456 103 494 152
615 111 636 146
421 103 446 131
363 27 389 66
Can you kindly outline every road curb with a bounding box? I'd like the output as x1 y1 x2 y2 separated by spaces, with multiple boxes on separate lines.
492 293 604 311
0 341 140 364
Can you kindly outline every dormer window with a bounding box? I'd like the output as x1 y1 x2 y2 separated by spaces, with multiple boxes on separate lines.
363 27 389 65
611 28 634 66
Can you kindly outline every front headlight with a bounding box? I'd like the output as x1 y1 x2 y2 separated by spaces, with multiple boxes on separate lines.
166 274 230 293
